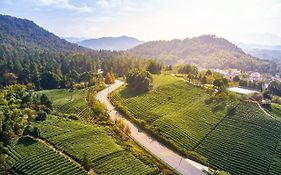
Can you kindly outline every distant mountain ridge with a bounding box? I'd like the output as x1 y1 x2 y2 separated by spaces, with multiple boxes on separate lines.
77 36 144 51
0 14 88 53
128 35 267 71
237 43 281 61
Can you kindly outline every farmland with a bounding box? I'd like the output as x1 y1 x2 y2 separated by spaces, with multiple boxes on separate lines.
33 115 159 175
111 75 228 150
195 102 281 175
38 88 90 118
110 74 281 175
6 137 87 175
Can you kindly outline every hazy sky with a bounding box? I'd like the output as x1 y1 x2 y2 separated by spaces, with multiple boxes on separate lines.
1 0 281 45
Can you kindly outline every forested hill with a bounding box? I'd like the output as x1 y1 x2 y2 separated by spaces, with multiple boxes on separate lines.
0 14 88 53
128 35 272 72
77 36 144 51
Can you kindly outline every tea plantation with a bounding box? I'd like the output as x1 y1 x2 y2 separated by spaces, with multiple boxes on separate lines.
110 74 281 175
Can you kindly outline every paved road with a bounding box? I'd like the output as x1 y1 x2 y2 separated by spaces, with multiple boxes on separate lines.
96 80 208 175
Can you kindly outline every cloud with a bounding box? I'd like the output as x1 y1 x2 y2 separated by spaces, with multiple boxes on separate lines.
34 0 92 13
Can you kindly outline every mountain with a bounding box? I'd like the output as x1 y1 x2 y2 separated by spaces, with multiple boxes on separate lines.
237 43 281 61
77 36 144 51
128 35 267 71
64 37 88 43
0 14 88 53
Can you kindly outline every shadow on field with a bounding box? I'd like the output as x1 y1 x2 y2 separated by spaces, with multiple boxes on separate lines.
119 86 147 98
17 137 38 147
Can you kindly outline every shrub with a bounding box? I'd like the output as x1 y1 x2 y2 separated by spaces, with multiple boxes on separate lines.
36 111 47 121
68 114 79 120
33 127 40 138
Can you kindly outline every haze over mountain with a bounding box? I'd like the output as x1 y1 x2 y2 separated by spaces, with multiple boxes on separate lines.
237 43 281 61
128 35 269 71
64 37 88 43
77 36 144 51
0 14 88 53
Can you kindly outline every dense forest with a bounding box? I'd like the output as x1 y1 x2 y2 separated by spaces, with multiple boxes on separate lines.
0 15 150 89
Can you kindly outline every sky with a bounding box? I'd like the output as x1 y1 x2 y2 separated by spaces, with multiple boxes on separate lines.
1 0 281 45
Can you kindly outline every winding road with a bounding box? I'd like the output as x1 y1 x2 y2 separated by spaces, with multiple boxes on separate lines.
96 80 208 175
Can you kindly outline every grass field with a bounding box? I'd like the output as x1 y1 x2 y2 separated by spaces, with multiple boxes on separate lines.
33 115 159 175
7 137 87 175
110 74 281 175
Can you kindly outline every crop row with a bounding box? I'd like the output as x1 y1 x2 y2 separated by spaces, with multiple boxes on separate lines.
9 137 87 175
33 115 159 175
111 78 227 150
195 102 281 175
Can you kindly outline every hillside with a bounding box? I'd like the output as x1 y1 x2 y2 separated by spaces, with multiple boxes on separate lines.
110 74 281 175
77 36 144 51
128 35 267 71
0 14 88 53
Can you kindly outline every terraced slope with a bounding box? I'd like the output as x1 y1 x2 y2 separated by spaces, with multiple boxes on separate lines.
8 137 87 175
111 75 227 150
195 102 281 175
110 74 281 175
33 115 159 175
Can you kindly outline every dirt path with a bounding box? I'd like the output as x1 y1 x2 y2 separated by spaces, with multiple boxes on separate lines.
96 80 208 175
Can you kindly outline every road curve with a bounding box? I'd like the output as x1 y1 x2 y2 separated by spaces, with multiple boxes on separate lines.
96 80 208 175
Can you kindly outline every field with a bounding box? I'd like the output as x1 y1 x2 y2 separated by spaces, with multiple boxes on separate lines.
33 115 159 175
195 102 281 175
38 88 91 118
110 74 281 175
6 137 87 175
270 103 281 119
111 75 227 150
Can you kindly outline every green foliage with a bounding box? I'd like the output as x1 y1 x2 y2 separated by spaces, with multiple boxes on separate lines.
8 137 87 175
82 153 91 171
38 88 90 119
40 94 52 110
33 115 158 175
112 75 228 151
232 75 240 82
268 81 281 97
111 75 281 175
128 35 275 73
0 84 48 145
146 60 162 74
36 111 47 121
126 69 153 93
195 102 281 175
214 170 232 175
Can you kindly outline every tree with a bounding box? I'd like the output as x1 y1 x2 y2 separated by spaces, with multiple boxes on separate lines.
3 73 17 85
40 72 61 89
268 81 281 97
213 78 228 91
33 127 40 138
126 69 153 93
205 69 212 76
201 76 207 84
239 80 248 87
146 60 162 74
40 94 52 110
233 75 240 82
105 72 114 84
82 153 91 171
36 111 47 121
